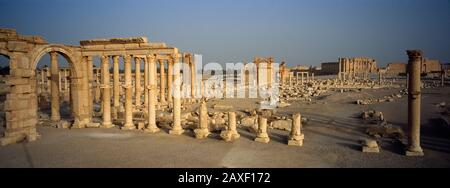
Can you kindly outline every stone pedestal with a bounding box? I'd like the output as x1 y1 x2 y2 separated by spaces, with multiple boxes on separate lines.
255 117 270 143
288 113 304 146
220 111 240 142
194 100 210 139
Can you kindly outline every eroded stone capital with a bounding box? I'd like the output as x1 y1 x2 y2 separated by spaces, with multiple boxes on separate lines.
406 50 423 59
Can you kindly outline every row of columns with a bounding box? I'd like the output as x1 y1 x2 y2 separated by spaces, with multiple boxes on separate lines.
81 54 196 131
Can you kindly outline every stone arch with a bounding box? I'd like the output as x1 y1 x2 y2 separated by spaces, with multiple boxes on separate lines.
30 45 80 77
30 45 84 125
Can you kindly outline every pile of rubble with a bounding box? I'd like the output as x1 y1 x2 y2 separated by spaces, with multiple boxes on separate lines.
355 89 407 105
280 82 328 101
361 110 406 139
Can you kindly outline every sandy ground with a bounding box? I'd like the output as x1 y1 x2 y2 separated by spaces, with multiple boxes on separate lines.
1 84 450 168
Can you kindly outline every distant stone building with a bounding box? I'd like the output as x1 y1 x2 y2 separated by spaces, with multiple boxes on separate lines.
319 57 377 77
421 59 441 74
320 62 339 75
338 57 377 74
387 62 407 75
442 63 450 75
386 60 442 75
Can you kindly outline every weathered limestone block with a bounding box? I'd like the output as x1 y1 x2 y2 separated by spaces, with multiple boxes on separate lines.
362 139 380 153
270 119 292 131
10 84 32 94
255 117 270 143
4 98 32 111
240 116 258 133
7 41 29 52
6 77 30 85
10 68 34 78
6 118 37 129
0 126 39 146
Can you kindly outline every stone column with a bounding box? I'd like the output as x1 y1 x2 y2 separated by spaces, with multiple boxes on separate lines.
101 56 113 128
405 50 424 156
50 52 61 122
169 55 184 135
267 62 272 87
144 57 149 108
95 69 101 103
301 73 304 85
113 56 120 119
288 113 304 146
194 100 210 139
378 71 382 85
86 56 94 118
134 57 142 108
338 58 342 80
255 116 270 143
167 59 173 103
159 59 166 103
442 70 445 87
58 71 62 93
190 60 196 99
122 55 135 130
220 111 240 142
145 55 160 133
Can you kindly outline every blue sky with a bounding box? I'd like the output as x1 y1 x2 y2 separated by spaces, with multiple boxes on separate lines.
0 0 449 67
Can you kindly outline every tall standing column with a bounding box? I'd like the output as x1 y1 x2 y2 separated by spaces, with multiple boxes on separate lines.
145 55 160 133
86 56 94 118
169 55 184 135
50 52 61 122
101 56 113 128
190 60 196 99
159 59 166 103
338 58 342 80
144 57 149 108
405 50 424 157
167 59 173 103
134 57 142 108
113 56 120 119
122 55 135 130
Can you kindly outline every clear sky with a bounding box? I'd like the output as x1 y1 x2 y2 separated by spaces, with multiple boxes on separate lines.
1 0 449 67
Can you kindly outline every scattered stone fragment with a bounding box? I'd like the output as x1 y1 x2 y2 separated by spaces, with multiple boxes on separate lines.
362 139 380 153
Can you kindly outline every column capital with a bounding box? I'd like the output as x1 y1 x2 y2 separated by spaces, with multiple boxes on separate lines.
146 54 157 62
101 55 109 62
112 55 120 61
407 50 423 60
50 51 58 58
123 55 132 63
171 53 180 61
